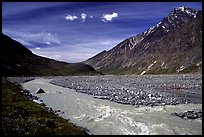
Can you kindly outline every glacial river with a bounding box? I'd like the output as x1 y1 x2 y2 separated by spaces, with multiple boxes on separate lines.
22 78 202 135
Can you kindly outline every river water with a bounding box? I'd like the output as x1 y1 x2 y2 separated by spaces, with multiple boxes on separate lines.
22 78 202 135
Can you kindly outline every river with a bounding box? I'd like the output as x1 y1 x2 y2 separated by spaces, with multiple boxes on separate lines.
22 78 202 135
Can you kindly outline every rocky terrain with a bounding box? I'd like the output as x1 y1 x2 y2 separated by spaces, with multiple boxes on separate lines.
50 74 202 107
84 6 202 75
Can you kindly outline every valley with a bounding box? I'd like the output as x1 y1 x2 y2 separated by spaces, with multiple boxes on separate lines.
2 3 202 135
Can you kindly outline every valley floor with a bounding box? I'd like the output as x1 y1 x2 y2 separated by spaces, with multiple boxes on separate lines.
12 74 202 135
50 74 202 107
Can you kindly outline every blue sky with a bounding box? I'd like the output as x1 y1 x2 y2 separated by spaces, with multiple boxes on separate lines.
2 2 202 63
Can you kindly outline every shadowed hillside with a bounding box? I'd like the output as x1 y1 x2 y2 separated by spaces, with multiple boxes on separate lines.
1 33 102 76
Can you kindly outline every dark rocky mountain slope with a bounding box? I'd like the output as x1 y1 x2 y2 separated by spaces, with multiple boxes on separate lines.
1 33 101 76
84 6 202 75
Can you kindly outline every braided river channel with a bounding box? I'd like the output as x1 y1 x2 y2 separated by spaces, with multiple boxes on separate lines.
21 75 202 135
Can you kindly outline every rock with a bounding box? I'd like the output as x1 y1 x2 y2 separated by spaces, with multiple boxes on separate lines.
57 109 60 112
171 112 179 116
36 88 45 94
171 110 202 120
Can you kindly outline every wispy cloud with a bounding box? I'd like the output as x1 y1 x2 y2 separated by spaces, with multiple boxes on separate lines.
3 29 120 63
31 39 120 63
3 29 62 48
81 13 87 22
101 12 118 22
65 15 78 21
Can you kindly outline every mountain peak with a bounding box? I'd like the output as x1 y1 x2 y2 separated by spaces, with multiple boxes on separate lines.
84 6 202 75
172 6 198 18
142 6 200 38
175 6 186 11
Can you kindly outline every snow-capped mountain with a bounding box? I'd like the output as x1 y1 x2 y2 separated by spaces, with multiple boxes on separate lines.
144 6 200 36
84 7 202 75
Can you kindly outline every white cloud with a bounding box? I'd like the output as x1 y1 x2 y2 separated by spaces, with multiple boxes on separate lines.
35 47 41 50
81 13 86 22
65 15 78 21
101 12 118 22
90 16 93 18
45 41 51 45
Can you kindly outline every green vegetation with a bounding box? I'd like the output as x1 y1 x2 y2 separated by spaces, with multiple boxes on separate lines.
180 65 201 73
146 67 177 75
97 64 202 75
1 78 88 135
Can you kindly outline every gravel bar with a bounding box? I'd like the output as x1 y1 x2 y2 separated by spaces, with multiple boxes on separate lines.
50 74 202 107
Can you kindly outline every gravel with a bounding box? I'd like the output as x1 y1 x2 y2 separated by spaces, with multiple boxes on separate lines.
50 74 202 107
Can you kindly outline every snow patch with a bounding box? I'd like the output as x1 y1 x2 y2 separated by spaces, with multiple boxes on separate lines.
176 65 185 73
156 22 162 27
145 25 156 36
177 6 185 12
33 99 43 105
140 71 146 75
185 9 197 18
147 61 157 69
128 36 144 50
161 62 165 67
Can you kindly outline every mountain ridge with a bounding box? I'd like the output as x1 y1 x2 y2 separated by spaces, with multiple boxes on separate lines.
1 33 101 76
84 6 202 75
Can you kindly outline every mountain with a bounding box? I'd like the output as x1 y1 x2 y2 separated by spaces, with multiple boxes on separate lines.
1 33 101 76
84 6 202 75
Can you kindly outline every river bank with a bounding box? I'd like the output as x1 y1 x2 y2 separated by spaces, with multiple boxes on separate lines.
2 77 88 135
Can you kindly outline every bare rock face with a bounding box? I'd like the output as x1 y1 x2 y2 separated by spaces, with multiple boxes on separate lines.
36 88 46 94
84 6 202 75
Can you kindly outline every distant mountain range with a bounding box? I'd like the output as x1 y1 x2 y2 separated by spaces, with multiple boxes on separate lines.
84 6 202 75
1 34 101 76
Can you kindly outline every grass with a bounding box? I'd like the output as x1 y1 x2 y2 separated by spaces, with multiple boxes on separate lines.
1 77 88 135
146 67 177 74
179 65 201 73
